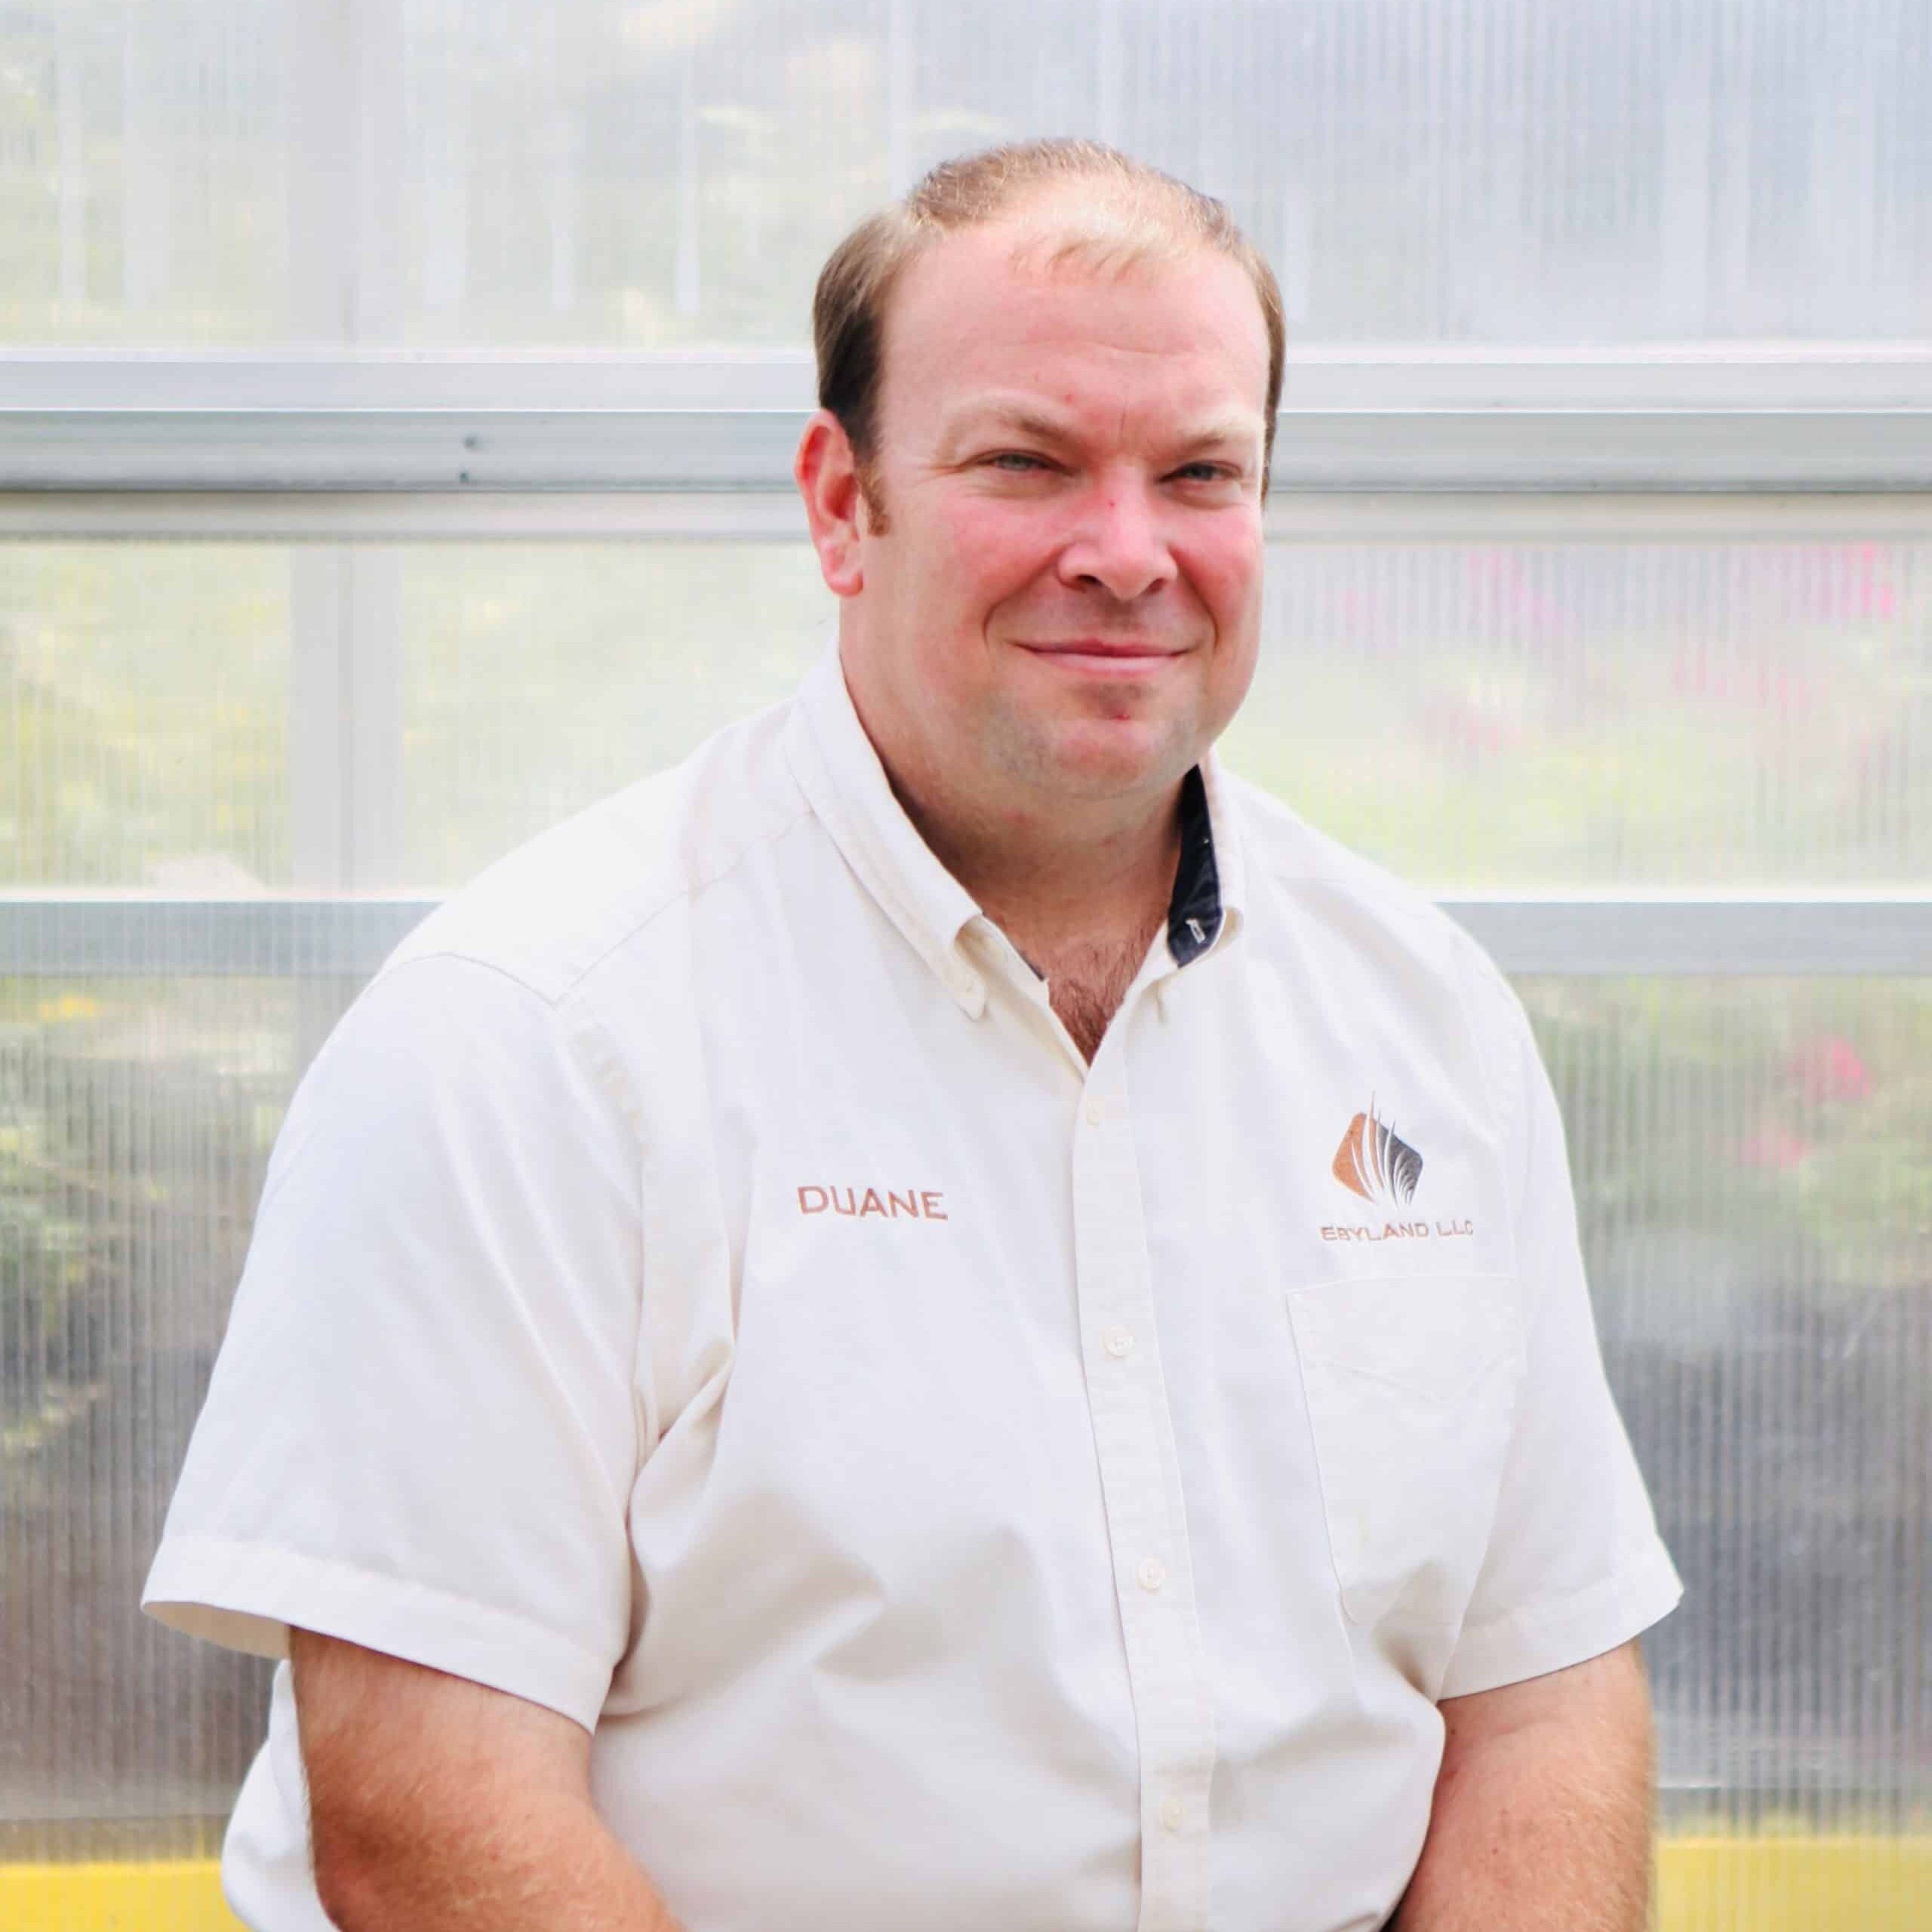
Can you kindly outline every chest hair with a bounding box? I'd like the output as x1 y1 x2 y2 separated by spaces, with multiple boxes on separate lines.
1038 918 1165 1063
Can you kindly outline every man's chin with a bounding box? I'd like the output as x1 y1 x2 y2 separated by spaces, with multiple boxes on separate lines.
1001 714 1196 803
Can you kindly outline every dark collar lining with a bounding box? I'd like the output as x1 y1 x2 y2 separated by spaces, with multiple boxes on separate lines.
1166 766 1223 967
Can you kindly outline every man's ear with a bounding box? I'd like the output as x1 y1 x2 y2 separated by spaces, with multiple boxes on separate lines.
795 410 866 598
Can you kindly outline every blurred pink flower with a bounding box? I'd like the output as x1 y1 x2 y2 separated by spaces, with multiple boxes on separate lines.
1667 651 1820 715
1737 1128 1812 1171
1788 1034 1872 1105
1466 551 1571 636
1826 543 1900 621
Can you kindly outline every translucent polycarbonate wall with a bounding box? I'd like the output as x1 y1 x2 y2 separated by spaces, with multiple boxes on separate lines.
0 544 832 890
5 0 1930 348
7 537 1930 892
1239 537 1932 885
1531 977 1932 1832
1 976 337 1861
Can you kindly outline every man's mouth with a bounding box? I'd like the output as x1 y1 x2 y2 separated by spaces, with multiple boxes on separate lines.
1018 638 1183 669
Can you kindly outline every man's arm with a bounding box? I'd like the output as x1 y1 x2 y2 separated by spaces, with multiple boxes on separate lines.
292 1629 684 1932
1394 1639 1656 1932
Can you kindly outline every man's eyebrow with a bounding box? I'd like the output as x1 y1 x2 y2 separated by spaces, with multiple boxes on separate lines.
937 403 1263 460
1171 413 1264 454
936 403 1078 450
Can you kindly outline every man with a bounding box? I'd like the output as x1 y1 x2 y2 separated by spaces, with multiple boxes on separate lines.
146 140 1680 1932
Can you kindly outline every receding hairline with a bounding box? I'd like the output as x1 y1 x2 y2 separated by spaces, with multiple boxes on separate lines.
900 173 1251 306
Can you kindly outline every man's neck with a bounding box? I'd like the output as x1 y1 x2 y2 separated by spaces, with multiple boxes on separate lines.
891 769 1186 978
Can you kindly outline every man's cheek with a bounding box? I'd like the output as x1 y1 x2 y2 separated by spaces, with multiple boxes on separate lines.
1174 552 1251 633
948 503 1064 595
1198 541 1266 635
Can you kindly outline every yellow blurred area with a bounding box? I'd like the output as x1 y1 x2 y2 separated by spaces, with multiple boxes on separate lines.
0 1859 240 1931
1657 1835 1932 1932
2 1838 1930 1930
32 991 102 1023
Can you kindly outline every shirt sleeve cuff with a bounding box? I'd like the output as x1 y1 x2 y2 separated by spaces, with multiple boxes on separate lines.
1438 1540 1684 1700
141 1534 617 1733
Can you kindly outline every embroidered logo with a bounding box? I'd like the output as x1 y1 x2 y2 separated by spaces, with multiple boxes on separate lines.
1331 1100 1423 1207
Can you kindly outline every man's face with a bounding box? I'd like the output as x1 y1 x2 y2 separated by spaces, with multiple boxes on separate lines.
834 208 1271 821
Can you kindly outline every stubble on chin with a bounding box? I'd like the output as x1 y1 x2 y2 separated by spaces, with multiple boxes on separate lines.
979 690 1197 806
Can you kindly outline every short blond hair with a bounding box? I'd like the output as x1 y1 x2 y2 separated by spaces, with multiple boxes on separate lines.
813 139 1287 503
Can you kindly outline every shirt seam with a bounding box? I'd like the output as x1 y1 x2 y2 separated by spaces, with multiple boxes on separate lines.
334 950 654 1488
146 1534 619 1695
1444 934 1531 1281
1453 1536 1678 1653
391 792 821 1017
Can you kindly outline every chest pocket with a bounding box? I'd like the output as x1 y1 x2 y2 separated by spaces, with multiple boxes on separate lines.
1286 1272 1525 1629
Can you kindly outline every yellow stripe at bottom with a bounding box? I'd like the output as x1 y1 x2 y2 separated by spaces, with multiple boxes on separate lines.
0 1858 245 1931
2 1837 1929 1930
1656 1835 1932 1932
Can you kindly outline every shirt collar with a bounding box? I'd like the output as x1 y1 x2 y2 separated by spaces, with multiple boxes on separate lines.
1164 749 1246 978
1166 767 1221 965
785 643 988 1014
783 640 1245 1014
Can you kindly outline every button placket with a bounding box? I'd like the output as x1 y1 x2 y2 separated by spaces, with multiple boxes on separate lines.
1072 1033 1215 1932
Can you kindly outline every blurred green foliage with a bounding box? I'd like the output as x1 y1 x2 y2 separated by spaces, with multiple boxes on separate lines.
5 539 1930 890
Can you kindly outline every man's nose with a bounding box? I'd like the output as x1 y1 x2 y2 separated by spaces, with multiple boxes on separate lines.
1056 478 1179 603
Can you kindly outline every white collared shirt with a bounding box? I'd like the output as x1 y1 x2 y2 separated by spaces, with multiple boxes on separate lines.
146 645 1680 1932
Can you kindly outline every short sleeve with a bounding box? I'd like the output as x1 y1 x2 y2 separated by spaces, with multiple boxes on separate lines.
142 952 644 1732
1438 973 1683 1698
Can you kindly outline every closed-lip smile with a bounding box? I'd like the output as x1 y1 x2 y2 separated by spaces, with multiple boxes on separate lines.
1019 638 1181 660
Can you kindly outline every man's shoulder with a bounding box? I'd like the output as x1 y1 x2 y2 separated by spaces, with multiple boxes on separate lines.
1222 769 1518 1013
383 697 812 1007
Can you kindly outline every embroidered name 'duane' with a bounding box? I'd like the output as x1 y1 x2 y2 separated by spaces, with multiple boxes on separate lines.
798 1185 947 1222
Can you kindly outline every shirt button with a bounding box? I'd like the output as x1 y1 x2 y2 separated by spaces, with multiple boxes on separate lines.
1160 1794 1186 1832
1102 1326 1135 1359
1084 1097 1105 1126
1137 1556 1168 1592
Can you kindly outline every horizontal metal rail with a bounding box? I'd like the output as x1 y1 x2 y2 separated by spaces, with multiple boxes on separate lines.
1441 892 1932 977
7 490 1932 544
3 894 1927 979
4 348 1931 496
5 408 1930 497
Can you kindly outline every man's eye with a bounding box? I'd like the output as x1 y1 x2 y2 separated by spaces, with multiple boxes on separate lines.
1173 463 1235 483
987 452 1049 472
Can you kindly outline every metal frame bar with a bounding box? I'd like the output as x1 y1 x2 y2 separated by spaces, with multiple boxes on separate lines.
4 894 1927 980
7 489 1932 544
4 349 1930 495
279 6 407 895
5 408 1927 495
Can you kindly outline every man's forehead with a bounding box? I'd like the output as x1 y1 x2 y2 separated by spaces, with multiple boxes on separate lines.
887 221 1269 426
